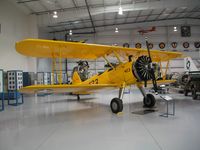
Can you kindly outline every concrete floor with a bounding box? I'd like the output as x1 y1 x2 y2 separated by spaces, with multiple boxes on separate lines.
0 88 200 150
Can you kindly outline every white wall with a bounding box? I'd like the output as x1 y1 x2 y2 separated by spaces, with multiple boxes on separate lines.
38 17 200 74
37 58 52 72
0 0 38 72
44 24 200 74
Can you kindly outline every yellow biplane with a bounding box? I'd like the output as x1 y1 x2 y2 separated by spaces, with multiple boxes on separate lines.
15 39 182 113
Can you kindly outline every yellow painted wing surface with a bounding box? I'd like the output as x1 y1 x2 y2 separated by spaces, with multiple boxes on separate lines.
19 84 119 94
16 39 182 61
146 79 176 86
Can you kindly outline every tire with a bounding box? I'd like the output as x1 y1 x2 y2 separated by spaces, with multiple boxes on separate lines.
184 89 188 96
143 94 156 108
192 89 197 100
110 98 123 113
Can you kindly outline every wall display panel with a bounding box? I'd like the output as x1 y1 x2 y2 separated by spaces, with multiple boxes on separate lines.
7 70 23 90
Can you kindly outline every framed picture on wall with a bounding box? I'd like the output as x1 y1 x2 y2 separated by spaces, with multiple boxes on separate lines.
148 43 153 49
123 43 130 48
135 43 142 49
171 42 177 48
181 26 191 37
159 42 165 49
194 42 200 49
183 42 189 48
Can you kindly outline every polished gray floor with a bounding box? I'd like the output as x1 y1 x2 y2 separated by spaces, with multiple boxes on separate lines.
0 88 200 150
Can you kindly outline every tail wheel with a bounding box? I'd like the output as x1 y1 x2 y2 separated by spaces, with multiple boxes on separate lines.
110 98 123 113
143 94 156 107
192 89 197 100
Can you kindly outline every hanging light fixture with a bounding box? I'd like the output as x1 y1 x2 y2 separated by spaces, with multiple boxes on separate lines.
115 28 119 33
69 30 73 35
173 26 177 32
53 11 58 18
118 0 123 15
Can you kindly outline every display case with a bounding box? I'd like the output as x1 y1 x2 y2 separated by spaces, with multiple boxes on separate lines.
0 69 4 111
7 70 23 91
37 72 51 85
7 70 23 106
23 72 35 86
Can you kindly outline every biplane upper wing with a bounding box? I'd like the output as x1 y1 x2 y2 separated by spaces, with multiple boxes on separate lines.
16 39 182 61
19 84 119 94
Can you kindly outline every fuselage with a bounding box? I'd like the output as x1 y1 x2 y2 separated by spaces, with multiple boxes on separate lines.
81 61 137 87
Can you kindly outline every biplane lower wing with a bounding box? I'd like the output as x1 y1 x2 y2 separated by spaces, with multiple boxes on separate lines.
147 79 176 85
19 84 119 94
20 80 175 94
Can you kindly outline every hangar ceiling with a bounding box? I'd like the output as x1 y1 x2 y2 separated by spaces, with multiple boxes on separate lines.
10 0 200 34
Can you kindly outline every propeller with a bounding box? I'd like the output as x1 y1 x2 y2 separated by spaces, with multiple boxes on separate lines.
134 38 158 93
145 38 158 93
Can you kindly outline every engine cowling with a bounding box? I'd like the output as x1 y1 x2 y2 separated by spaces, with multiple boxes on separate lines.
134 55 153 81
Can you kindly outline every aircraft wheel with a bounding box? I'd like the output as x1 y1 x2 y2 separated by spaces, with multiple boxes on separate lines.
110 98 123 113
192 89 197 100
143 94 156 107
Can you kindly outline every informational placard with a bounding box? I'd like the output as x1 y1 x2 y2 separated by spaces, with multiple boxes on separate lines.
0 70 3 93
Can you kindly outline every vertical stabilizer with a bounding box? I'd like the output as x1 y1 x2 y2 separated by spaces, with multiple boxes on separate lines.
72 71 82 84
184 57 199 72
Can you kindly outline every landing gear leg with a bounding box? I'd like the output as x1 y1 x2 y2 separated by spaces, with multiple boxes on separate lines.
110 87 125 113
77 95 80 101
138 85 156 108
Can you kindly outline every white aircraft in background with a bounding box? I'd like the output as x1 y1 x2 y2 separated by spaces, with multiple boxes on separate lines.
184 57 199 72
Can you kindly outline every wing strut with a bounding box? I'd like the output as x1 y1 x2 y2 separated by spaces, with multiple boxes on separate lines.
51 53 56 85
103 55 115 69
58 49 62 85
113 51 122 64
164 60 170 80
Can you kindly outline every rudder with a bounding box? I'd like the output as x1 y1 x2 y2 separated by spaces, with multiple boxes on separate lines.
184 57 199 72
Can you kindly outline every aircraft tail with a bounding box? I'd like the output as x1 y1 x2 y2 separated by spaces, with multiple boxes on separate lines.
184 57 199 72
72 71 82 84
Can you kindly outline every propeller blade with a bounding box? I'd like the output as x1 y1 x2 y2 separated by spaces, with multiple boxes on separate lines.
145 38 158 92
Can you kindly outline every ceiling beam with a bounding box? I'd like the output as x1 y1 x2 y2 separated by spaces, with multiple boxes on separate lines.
85 0 96 33
144 9 154 21
47 10 200 28
17 0 39 4
49 17 200 33
32 0 200 16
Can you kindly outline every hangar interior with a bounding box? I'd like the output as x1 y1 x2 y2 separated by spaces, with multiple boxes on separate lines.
0 0 200 150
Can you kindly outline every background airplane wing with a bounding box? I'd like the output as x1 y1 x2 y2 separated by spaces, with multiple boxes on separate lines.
19 84 119 94
16 39 182 61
